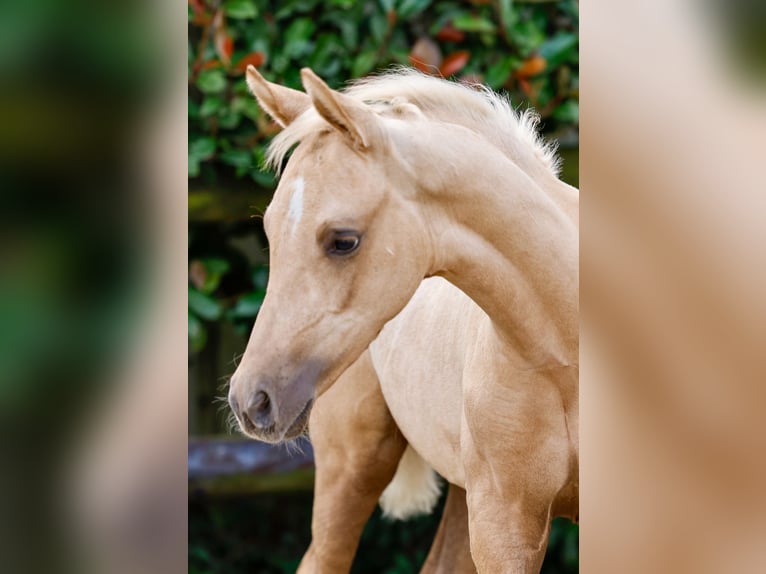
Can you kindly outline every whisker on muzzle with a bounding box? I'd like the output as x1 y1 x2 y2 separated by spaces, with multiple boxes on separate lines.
230 352 245 369
213 374 242 435
225 410 242 435
283 435 311 456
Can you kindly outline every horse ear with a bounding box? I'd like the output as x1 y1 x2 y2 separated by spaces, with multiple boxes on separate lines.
246 66 310 128
300 67 382 149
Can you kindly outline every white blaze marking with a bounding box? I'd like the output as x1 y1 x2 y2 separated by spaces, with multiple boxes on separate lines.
288 177 304 232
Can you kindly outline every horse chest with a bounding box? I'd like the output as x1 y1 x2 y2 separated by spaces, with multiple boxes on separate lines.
368 278 483 487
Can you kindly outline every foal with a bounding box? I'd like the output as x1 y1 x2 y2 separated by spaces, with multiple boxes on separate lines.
230 67 578 573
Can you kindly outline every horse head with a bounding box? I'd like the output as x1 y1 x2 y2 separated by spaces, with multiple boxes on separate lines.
228 68 431 442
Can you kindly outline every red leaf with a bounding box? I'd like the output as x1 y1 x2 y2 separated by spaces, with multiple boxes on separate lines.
518 78 536 100
189 260 207 290
409 56 430 74
200 60 223 71
189 0 207 18
213 10 232 66
387 9 397 25
234 52 266 73
191 14 211 25
439 51 470 77
515 55 547 79
436 24 465 43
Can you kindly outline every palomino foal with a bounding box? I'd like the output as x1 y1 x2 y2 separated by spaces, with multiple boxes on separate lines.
229 67 579 573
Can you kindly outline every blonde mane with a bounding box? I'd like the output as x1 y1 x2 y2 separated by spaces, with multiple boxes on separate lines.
266 67 561 177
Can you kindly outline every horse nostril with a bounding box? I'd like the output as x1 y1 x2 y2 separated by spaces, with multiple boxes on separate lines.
244 390 272 429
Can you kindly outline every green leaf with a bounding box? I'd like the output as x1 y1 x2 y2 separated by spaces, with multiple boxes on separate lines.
189 137 216 164
511 18 546 54
196 69 227 94
552 99 579 123
536 81 555 107
499 0 518 38
217 109 242 130
252 144 268 168
539 32 578 69
452 14 496 33
548 517 563 546
283 18 316 58
485 57 518 89
275 0 320 19
563 522 579 565
219 148 254 169
393 553 414 573
199 258 230 294
189 157 200 178
231 290 266 318
480 30 498 49
252 266 269 290
188 96 200 118
224 0 258 19
271 53 290 75
188 287 222 320
188 312 207 353
199 96 223 117
352 51 377 78
370 10 389 43
251 169 276 188
310 34 345 76
397 0 432 19
335 18 359 52
231 96 261 121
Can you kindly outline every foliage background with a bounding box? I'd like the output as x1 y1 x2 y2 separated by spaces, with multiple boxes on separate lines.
188 0 578 572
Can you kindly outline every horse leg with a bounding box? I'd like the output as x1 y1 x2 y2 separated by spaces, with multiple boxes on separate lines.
297 349 406 574
464 479 551 573
462 367 572 573
420 483 476 574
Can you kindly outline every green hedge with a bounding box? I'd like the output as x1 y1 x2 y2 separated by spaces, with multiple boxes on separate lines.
189 0 578 183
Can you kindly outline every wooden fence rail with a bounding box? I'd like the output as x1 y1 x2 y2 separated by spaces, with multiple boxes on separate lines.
189 437 315 495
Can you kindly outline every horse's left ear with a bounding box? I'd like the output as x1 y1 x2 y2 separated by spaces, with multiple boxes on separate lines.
246 66 310 128
300 68 383 149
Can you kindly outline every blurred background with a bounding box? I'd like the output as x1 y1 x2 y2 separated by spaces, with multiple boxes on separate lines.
188 0 578 572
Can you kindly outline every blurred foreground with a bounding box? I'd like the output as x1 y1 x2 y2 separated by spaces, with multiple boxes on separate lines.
0 1 187 573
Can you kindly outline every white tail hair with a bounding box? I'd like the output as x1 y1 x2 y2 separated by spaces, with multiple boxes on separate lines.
379 445 442 520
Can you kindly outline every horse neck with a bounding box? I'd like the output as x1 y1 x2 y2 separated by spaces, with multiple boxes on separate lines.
406 122 579 367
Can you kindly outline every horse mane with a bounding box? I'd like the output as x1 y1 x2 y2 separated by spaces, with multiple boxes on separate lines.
265 67 561 177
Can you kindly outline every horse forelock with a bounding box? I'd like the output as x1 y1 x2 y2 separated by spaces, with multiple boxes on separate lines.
265 67 561 177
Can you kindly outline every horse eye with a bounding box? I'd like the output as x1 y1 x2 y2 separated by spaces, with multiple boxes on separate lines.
329 235 360 255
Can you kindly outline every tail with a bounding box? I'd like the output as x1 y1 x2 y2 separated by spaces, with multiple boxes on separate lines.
379 445 442 520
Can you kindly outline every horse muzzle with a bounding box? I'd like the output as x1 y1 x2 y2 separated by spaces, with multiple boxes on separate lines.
228 361 322 443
